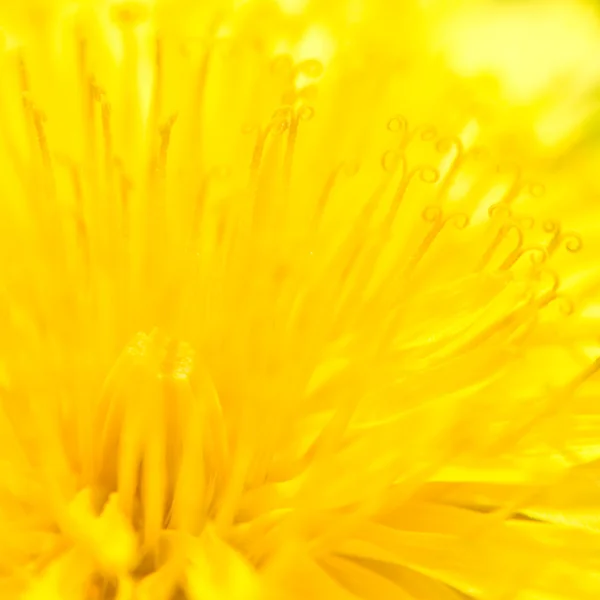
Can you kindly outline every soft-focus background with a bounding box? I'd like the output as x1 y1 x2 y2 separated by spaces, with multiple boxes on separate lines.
302 0 600 202
254 0 600 171
431 0 600 182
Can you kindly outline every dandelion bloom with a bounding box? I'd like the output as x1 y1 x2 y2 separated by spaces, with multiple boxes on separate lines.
1 1 600 599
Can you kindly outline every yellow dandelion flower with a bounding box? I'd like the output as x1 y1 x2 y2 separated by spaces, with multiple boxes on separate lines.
1 1 600 599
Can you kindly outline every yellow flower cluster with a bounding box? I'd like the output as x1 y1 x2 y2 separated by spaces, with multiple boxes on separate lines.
0 1 599 599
